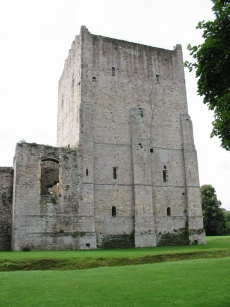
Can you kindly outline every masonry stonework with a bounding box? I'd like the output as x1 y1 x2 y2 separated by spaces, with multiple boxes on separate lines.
0 26 205 250
0 167 13 250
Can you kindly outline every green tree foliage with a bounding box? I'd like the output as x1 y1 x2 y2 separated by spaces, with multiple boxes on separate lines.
185 0 230 150
222 209 230 234
200 184 226 235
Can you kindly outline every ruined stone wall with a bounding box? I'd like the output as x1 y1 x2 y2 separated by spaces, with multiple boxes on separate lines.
11 142 96 251
57 27 205 247
0 167 13 250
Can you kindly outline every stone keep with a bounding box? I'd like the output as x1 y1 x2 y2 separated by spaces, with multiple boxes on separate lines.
0 26 206 250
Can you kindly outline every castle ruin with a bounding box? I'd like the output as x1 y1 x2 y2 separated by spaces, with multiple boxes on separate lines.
0 26 206 250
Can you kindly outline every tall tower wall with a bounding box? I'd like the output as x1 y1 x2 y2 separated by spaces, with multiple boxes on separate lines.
57 26 205 247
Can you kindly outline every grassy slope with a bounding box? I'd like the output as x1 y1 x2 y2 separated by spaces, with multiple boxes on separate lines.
0 257 230 306
0 236 230 271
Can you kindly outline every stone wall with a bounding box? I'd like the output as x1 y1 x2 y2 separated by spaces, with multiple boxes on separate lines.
0 167 13 250
57 26 205 247
11 142 96 251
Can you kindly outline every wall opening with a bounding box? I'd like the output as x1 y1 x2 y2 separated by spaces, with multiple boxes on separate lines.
163 166 167 182
150 148 153 153
86 243 90 248
156 74 160 83
41 158 59 196
113 167 118 179
112 67 115 76
167 207 171 216
86 168 88 176
139 108 144 117
112 206 116 217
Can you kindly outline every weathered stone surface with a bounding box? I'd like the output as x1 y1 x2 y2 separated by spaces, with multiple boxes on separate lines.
56 26 205 247
0 167 13 250
0 26 205 250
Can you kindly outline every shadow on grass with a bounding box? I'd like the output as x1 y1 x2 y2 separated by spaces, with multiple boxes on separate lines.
1 250 230 272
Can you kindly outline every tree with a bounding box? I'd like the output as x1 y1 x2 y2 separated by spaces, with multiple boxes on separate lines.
222 209 230 234
185 0 230 150
200 184 226 235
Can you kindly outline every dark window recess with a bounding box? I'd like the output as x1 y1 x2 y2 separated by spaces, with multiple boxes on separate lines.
167 207 171 216
150 148 153 153
113 167 117 179
112 67 115 76
112 206 116 217
86 169 88 176
86 243 90 247
156 74 160 83
163 166 167 182
41 159 59 196
93 76 96 81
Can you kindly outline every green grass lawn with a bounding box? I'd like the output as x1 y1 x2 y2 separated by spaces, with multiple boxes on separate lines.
0 236 230 271
0 257 229 306
0 237 230 306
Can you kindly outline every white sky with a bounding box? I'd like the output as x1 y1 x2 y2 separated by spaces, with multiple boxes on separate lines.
0 0 229 209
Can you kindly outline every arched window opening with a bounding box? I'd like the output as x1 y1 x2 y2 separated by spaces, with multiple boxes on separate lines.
167 207 171 216
41 159 59 196
112 206 116 217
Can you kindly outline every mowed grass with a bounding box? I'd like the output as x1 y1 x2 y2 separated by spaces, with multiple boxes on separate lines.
0 236 230 271
0 257 230 306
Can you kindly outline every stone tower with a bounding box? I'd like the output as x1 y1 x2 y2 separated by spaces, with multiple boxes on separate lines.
0 26 205 250
57 26 205 248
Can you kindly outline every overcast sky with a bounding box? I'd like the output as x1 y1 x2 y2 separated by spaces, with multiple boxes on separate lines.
0 0 229 209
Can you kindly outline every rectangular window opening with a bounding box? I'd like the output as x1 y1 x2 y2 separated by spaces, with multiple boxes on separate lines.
86 168 88 176
150 148 153 153
163 170 167 182
113 167 117 179
167 207 171 216
156 74 160 83
112 206 116 217
112 67 115 76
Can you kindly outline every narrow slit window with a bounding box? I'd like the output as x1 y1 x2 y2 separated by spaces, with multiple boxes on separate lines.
163 166 167 182
150 148 153 153
112 67 115 76
156 74 160 83
167 207 171 216
112 206 116 217
86 169 88 176
113 167 117 179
